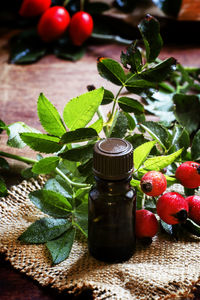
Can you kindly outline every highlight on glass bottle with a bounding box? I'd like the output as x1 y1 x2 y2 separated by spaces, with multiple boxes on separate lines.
88 138 136 263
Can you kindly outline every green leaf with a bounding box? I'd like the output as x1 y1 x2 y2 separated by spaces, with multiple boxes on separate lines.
138 14 163 62
140 121 169 150
134 140 156 170
0 176 7 197
89 118 103 134
20 133 63 153
173 94 200 134
59 143 94 162
110 111 128 138
60 128 98 144
0 157 9 170
97 58 126 86
141 57 177 82
18 218 71 244
32 157 60 174
74 202 88 237
152 0 182 17
0 120 5 134
9 29 47 64
44 176 73 200
141 148 183 171
169 125 190 157
125 74 157 89
182 218 200 237
191 130 200 160
78 159 93 177
6 122 40 148
101 89 114 105
63 87 104 130
118 96 144 114
126 134 148 149
130 179 140 188
54 38 85 61
21 167 38 179
37 93 66 137
124 113 136 131
46 227 75 265
29 189 72 218
120 42 142 73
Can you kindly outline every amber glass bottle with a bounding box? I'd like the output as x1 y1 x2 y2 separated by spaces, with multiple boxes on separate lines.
88 138 136 263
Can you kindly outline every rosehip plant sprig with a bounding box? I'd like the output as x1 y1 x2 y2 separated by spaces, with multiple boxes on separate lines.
1 15 200 264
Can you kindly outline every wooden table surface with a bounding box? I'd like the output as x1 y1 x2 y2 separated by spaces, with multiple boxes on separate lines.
1 28 200 299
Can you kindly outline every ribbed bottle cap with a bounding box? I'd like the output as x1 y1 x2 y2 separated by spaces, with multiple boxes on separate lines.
93 138 133 180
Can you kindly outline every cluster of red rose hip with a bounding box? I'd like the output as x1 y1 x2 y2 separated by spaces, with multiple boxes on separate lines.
136 161 200 239
19 0 93 45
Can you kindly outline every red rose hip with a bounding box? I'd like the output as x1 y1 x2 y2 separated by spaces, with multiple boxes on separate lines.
186 195 200 225
37 6 70 42
135 209 158 238
157 192 188 225
175 161 200 189
69 11 93 46
19 0 51 17
140 171 167 197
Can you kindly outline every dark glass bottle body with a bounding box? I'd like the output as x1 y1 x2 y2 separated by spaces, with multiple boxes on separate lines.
88 175 136 263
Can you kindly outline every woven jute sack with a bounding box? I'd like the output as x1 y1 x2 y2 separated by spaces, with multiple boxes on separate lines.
0 177 200 299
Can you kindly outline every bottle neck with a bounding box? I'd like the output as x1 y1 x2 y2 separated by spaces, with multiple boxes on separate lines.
94 175 132 194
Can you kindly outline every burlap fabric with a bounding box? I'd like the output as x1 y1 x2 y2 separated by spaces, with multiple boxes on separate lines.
0 177 200 299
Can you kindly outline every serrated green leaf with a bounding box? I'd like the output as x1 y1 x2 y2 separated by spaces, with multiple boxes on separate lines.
32 157 60 174
138 14 163 62
0 176 7 197
124 113 136 131
101 89 114 105
6 122 40 148
37 93 66 137
125 74 157 89
110 111 128 138
130 179 140 188
134 140 156 170
21 167 38 179
20 133 63 153
140 121 169 149
141 57 176 82
173 94 200 134
126 134 148 149
44 175 73 200
97 58 126 86
0 157 9 170
120 42 142 73
191 130 200 160
63 88 104 130
74 202 88 237
60 128 98 144
169 125 190 157
89 118 103 134
118 96 144 114
9 29 47 64
59 143 94 162
29 189 72 218
46 227 75 264
141 148 183 171
19 218 71 244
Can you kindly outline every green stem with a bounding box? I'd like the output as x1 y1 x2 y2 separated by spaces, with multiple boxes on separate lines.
55 167 89 188
0 151 36 165
0 151 90 189
91 33 132 45
80 0 85 11
63 0 69 7
110 85 124 120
